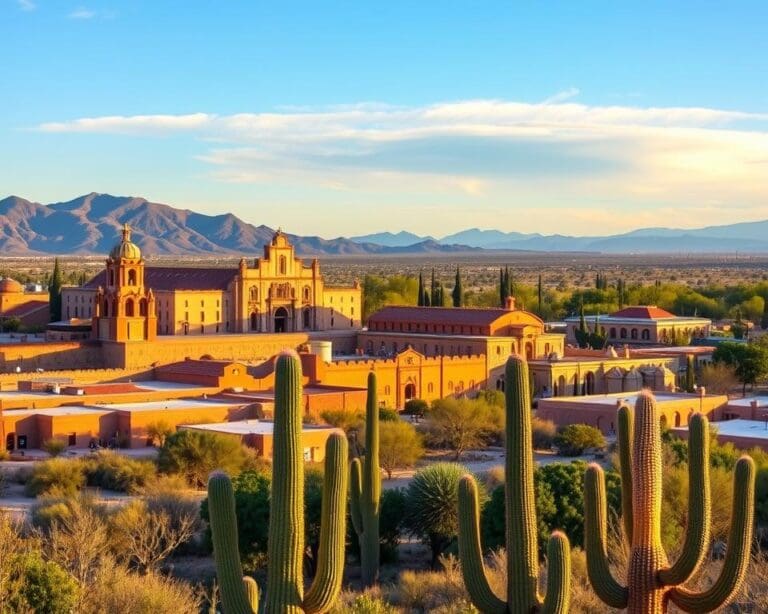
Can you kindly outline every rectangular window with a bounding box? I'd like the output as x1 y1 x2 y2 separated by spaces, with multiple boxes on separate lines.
68 432 76 446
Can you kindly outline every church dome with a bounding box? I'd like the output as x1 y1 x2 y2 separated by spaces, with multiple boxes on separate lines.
0 278 23 294
109 224 142 260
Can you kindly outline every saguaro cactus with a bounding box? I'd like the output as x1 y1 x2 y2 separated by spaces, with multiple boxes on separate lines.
207 350 349 614
585 391 755 613
457 355 571 614
350 371 381 586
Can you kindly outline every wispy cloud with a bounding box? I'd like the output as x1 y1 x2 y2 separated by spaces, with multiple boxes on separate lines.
68 6 96 19
17 0 36 11
33 99 768 234
540 88 580 105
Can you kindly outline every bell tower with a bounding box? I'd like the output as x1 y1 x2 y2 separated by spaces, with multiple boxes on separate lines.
93 224 157 342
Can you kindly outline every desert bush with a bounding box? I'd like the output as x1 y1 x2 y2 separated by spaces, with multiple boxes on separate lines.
423 397 501 459
145 420 174 447
320 408 365 435
395 555 473 611
82 450 156 493
553 423 606 456
79 559 202 614
157 430 246 488
331 588 399 614
16 552 79 614
379 420 424 479
478 464 505 491
41 438 67 458
25 458 85 497
531 416 557 450
378 406 400 422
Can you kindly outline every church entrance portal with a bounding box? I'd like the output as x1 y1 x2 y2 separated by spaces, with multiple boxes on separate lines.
404 383 416 401
274 307 289 333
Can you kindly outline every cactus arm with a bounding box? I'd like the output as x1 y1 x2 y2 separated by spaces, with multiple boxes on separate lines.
617 403 634 544
659 413 711 586
207 471 258 614
349 457 363 537
304 433 349 614
266 351 305 613
457 475 507 614
541 530 571 614
584 464 629 609
243 577 260 612
360 371 381 587
669 456 755 613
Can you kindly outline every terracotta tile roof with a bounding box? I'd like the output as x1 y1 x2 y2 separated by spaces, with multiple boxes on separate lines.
157 360 236 378
368 306 513 328
1 300 49 317
610 306 677 319
85 267 236 291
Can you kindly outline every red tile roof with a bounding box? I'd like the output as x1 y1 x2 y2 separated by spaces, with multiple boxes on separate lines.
368 306 514 328
85 267 236 291
1 300 49 317
610 306 677 319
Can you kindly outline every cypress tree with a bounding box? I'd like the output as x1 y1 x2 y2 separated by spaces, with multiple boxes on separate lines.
499 268 505 308
430 268 438 306
509 268 515 298
423 288 431 307
417 272 424 306
437 282 445 307
452 267 463 307
49 257 63 322
684 354 696 393
537 274 543 317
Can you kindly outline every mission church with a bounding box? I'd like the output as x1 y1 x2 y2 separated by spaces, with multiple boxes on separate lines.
61 225 361 342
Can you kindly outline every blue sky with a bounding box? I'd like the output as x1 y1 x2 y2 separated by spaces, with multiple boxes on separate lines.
3 1 767 237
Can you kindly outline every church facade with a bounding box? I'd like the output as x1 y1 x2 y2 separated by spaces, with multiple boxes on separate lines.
61 227 361 341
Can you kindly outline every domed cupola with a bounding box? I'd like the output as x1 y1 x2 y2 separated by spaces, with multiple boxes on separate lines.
0 278 23 294
109 223 142 261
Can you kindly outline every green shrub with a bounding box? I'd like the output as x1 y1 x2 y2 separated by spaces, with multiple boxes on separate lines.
379 420 424 479
157 430 246 488
553 423 606 456
378 406 400 422
18 553 79 614
25 458 85 497
82 451 156 493
41 439 67 457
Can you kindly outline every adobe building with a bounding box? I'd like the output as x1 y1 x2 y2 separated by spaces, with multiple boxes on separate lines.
564 306 711 346
672 418 768 452
0 278 49 330
537 390 729 435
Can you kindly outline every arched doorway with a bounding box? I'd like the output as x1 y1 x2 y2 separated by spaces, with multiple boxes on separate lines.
303 308 311 330
404 383 416 401
250 311 259 332
274 307 288 333
525 342 534 360
585 372 596 395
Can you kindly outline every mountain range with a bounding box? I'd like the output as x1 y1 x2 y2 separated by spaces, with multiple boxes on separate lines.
0 193 766 256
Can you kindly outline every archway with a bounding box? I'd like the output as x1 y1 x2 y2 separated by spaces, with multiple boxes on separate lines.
557 375 566 397
274 307 288 333
404 383 416 401
250 311 259 332
303 308 311 330
674 412 681 427
125 298 135 317
525 342 534 360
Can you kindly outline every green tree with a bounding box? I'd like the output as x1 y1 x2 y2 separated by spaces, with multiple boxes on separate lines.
417 272 425 307
405 462 482 564
157 430 246 488
452 267 463 307
553 424 606 456
713 341 768 394
424 397 501 460
145 420 174 447
379 420 424 479
49 257 63 322
684 354 696 393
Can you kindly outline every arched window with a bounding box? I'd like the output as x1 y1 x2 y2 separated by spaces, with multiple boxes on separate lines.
125 298 135 317
641 329 650 340
279 256 287 275
139 299 148 317
384 385 391 395
249 286 258 301
303 286 311 302
127 269 137 285
620 328 627 339
427 382 434 394
631 328 638 340
609 327 616 338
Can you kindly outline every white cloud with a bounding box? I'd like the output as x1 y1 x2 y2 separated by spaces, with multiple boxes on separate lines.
17 0 35 11
540 88 580 105
68 7 96 19
33 100 768 233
